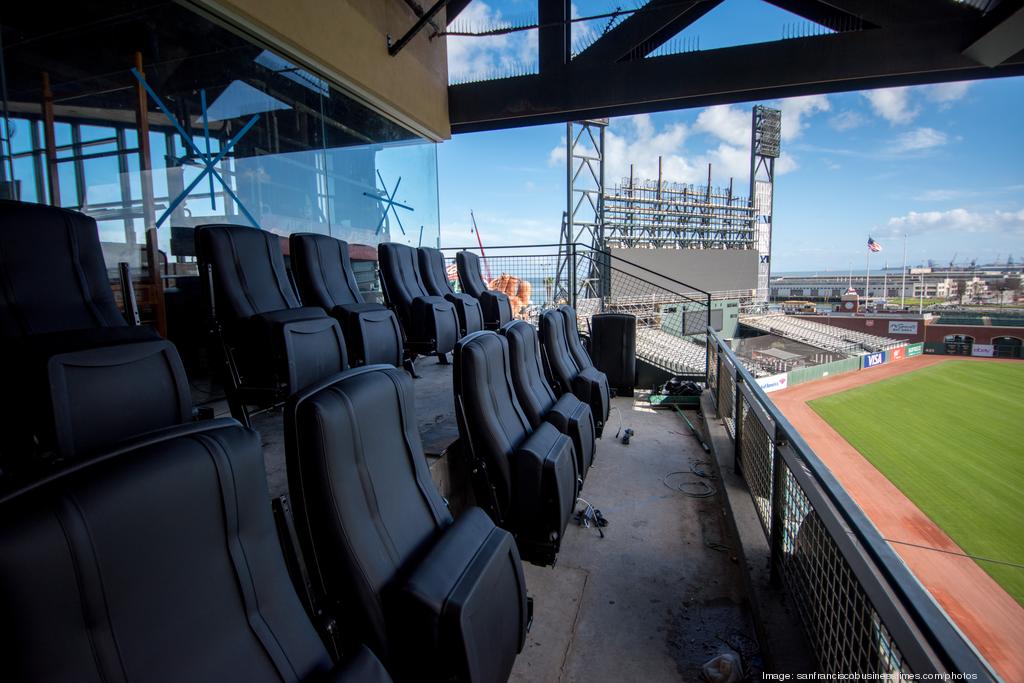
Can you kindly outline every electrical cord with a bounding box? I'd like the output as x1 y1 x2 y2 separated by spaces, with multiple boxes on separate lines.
662 471 717 498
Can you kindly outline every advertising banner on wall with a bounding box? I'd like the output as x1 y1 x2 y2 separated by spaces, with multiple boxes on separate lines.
971 344 994 357
887 347 905 362
906 343 924 357
755 373 789 393
888 321 919 335
863 352 885 368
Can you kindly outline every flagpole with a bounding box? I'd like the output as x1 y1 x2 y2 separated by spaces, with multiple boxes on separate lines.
883 259 888 305
901 233 908 310
865 238 870 306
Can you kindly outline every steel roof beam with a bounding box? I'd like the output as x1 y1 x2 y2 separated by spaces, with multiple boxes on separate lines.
572 0 725 65
450 19 1024 133
964 0 1024 67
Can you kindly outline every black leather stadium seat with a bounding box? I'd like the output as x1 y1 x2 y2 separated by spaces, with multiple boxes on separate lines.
454 331 577 566
455 250 512 329
0 418 392 683
196 224 347 425
286 365 528 682
0 200 158 466
378 242 459 359
418 247 484 336
500 320 595 485
290 233 403 367
539 309 610 437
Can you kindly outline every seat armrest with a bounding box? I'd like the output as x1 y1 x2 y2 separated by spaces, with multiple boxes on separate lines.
395 507 527 681
511 423 577 534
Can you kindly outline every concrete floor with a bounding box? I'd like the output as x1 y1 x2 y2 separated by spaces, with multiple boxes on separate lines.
512 395 759 682
206 361 760 681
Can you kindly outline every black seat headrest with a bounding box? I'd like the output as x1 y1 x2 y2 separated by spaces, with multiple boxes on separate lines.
286 365 452 657
48 340 192 460
0 419 336 682
378 243 430 312
0 200 126 336
195 224 302 321
290 233 366 309
456 251 488 298
499 320 557 429
417 247 455 298
539 308 581 389
559 305 593 370
453 331 531 515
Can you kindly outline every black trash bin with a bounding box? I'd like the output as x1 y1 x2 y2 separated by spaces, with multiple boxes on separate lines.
590 313 636 397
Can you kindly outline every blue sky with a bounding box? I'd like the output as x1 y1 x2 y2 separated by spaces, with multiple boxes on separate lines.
437 0 1024 272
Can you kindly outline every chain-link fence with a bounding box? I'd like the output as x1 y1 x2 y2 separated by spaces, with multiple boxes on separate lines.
705 330 995 679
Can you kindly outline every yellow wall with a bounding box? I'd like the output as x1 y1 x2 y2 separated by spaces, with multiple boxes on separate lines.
198 0 450 140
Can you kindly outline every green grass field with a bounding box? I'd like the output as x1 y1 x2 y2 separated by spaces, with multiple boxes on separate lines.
808 360 1024 606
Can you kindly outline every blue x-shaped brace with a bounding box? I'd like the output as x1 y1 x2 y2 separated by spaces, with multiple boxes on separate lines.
363 169 414 236
131 68 260 228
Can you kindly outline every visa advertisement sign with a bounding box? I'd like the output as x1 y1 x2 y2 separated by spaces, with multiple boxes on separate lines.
887 347 905 362
755 373 789 393
863 352 885 369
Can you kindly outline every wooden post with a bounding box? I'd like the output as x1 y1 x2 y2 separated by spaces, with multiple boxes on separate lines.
41 72 60 206
133 51 167 337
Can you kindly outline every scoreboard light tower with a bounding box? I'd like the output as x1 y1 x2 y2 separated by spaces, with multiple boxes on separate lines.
749 105 781 304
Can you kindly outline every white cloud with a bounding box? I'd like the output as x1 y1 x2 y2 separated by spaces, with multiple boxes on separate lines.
778 95 830 142
447 2 536 82
863 87 919 124
694 105 749 146
829 110 864 131
881 208 1024 238
892 127 947 152
924 81 970 104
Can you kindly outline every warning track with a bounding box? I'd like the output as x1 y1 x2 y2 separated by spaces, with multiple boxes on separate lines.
771 355 1024 682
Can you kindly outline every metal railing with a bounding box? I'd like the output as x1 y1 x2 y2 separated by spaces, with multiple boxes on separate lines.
705 329 996 678
441 243 712 376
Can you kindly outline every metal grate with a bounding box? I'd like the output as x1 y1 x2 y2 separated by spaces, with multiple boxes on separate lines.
718 361 735 439
777 467 909 674
738 394 774 536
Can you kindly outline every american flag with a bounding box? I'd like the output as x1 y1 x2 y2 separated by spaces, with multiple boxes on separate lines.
445 262 459 283
867 237 882 252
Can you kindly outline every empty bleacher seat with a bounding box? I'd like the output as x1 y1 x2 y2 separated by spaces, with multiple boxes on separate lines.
286 365 528 682
539 309 611 437
456 250 512 329
0 417 391 683
378 242 460 360
196 224 347 425
418 247 484 337
500 320 595 485
290 233 403 367
0 200 158 465
454 331 577 566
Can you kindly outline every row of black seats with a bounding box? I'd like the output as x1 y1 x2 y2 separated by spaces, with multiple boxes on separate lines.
0 201 530 682
451 308 612 566
195 225 514 426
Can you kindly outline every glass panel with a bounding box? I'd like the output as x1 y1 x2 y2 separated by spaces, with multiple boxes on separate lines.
0 0 439 254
